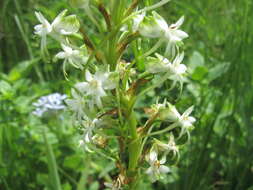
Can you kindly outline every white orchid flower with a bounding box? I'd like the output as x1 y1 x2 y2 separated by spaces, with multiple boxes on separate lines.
55 44 87 70
165 103 196 138
154 134 179 158
166 16 188 42
146 150 170 182
34 12 52 36
146 53 172 74
168 52 187 86
75 70 116 108
65 89 87 122
139 12 188 57
82 118 100 143
34 10 80 57
178 106 196 138
139 11 168 38
51 9 80 35
165 16 188 57
78 118 101 152
139 12 187 41
34 12 52 54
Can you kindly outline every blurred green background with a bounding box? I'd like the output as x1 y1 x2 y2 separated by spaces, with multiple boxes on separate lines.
0 0 253 189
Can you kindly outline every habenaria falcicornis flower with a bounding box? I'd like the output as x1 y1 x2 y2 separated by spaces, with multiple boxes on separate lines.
145 149 170 182
55 43 88 71
75 70 117 108
166 103 196 138
34 1 197 188
139 11 188 57
154 134 179 159
51 9 80 35
65 89 87 122
34 10 80 55
146 52 187 87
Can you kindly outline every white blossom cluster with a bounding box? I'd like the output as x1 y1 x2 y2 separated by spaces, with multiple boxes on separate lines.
34 0 197 187
32 93 67 117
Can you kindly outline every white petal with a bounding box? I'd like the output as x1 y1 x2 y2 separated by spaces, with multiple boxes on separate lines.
183 106 194 117
95 96 103 108
149 150 158 163
94 71 108 82
85 70 93 81
188 116 196 123
52 9 68 26
173 30 188 40
146 167 154 175
174 52 185 65
75 82 88 93
177 64 187 74
159 165 170 174
160 156 167 164
167 104 181 121
174 16 185 28
35 12 47 24
153 12 168 32
55 52 66 59
61 44 73 54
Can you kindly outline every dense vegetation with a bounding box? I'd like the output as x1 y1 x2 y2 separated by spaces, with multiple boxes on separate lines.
0 0 253 189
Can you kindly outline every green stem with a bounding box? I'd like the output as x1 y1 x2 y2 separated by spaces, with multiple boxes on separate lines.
139 38 164 59
137 72 171 99
149 123 178 136
125 98 142 189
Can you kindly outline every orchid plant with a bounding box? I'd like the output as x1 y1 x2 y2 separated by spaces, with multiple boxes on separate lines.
34 0 196 189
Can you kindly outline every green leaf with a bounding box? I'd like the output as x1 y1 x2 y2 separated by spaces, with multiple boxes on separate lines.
188 51 205 71
42 130 62 190
63 154 83 170
191 66 208 81
89 182 99 190
0 80 12 95
62 183 72 190
8 59 39 81
207 62 231 82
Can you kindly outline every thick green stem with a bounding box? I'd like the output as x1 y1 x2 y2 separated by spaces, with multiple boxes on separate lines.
124 98 142 189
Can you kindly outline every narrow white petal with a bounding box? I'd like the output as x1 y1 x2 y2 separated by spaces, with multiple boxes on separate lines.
35 12 46 24
152 11 168 32
183 106 194 117
150 151 158 163
174 16 185 28
160 156 167 164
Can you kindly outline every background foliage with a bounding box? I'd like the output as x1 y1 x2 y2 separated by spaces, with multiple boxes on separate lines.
0 0 253 189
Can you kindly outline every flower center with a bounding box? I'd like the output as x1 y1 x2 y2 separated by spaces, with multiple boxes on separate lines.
90 80 99 88
154 160 161 168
